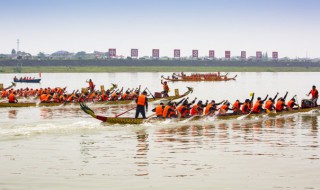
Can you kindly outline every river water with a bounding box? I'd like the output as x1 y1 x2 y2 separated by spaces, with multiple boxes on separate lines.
0 72 320 189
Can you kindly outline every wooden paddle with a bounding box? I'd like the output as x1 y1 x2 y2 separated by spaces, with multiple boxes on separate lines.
115 106 137 118
146 87 156 100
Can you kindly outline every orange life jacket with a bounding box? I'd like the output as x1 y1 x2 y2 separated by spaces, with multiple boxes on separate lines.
177 105 189 117
265 100 273 110
219 104 228 114
8 93 16 103
162 105 175 118
163 84 169 91
89 81 94 89
137 95 146 106
233 101 240 112
40 94 47 102
191 105 200 115
155 105 163 116
252 101 261 113
241 103 249 113
310 89 319 99
276 100 284 111
287 100 295 108
205 103 213 115
122 93 127 100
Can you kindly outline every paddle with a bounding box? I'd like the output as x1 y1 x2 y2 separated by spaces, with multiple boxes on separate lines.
146 87 156 100
115 106 137 118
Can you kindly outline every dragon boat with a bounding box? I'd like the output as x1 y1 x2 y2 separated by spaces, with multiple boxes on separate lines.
79 103 319 125
161 75 237 82
13 78 41 83
0 87 193 108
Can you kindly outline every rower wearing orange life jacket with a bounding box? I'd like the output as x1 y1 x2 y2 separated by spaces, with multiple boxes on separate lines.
177 97 197 118
152 103 165 117
191 100 208 116
161 80 169 97
135 91 148 119
219 102 232 115
241 99 251 114
162 98 185 118
307 85 319 107
8 91 18 103
232 100 243 114
287 96 298 110
205 100 225 116
252 95 268 113
265 92 279 111
275 92 288 112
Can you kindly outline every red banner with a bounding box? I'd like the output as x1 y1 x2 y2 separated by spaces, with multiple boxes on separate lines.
192 50 198 58
131 49 138 57
209 50 215 58
272 52 278 60
152 49 159 58
225 51 231 59
174 49 180 58
241 51 246 59
108 48 116 57
256 51 262 60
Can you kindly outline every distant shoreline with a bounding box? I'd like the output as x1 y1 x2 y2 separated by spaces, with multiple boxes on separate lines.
1 66 320 73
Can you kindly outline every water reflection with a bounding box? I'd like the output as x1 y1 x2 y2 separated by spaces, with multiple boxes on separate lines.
8 110 18 119
135 129 149 176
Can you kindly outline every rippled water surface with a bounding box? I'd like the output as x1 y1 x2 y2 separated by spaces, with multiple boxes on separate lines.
1 72 320 189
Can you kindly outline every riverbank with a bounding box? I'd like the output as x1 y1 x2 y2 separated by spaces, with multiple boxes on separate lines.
1 66 320 73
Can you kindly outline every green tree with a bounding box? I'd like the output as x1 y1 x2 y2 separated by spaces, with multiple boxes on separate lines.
75 51 87 59
11 49 16 55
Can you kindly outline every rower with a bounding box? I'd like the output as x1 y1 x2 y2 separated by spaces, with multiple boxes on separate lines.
161 80 169 97
177 97 197 118
265 92 279 111
232 99 243 114
135 91 148 119
219 101 232 115
205 100 225 116
8 91 18 103
191 100 208 116
307 85 318 107
162 102 177 118
287 96 299 110
241 99 251 114
276 92 288 112
152 103 165 117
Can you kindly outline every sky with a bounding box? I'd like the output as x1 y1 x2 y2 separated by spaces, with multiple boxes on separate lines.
0 0 319 58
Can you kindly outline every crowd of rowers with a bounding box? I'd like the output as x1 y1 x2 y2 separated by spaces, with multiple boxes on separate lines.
141 85 319 119
3 78 171 104
170 72 227 80
2 86 146 103
13 76 37 81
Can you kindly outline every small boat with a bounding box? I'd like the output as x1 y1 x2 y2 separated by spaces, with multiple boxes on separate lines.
0 87 193 108
14 78 41 83
162 75 237 82
80 103 320 125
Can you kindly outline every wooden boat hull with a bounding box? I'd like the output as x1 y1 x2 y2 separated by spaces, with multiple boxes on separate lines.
83 106 319 125
13 78 41 83
0 87 193 108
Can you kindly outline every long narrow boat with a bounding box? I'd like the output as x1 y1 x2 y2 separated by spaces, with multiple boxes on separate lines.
13 78 41 83
0 82 16 90
80 104 320 125
161 75 237 82
0 87 193 108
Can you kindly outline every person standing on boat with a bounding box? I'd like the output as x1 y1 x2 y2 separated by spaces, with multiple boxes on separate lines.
307 85 318 107
161 80 169 97
135 91 148 119
86 79 95 93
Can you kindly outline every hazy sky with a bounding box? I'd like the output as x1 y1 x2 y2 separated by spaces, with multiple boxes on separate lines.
1 0 319 58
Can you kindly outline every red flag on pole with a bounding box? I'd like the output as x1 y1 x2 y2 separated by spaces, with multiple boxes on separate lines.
39 73 41 78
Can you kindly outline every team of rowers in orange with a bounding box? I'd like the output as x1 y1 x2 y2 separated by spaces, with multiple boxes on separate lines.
2 78 171 104
139 85 319 119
